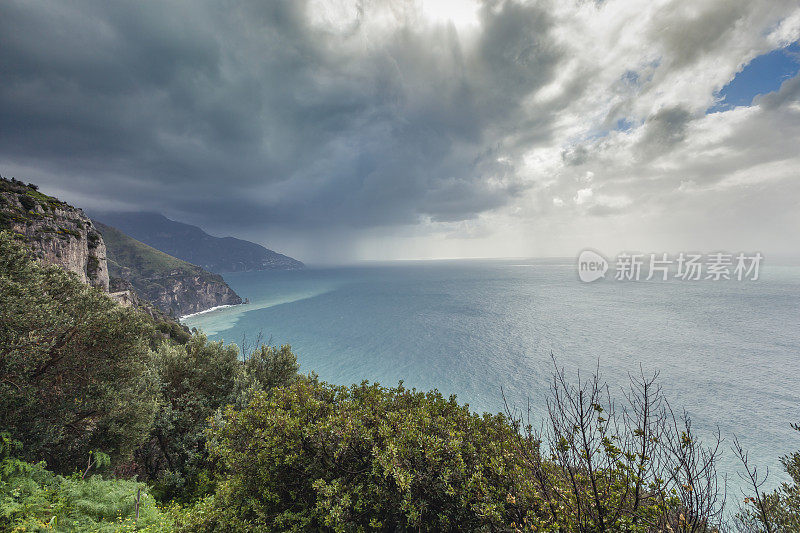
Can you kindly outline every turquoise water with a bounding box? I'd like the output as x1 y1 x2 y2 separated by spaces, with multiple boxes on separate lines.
183 259 800 492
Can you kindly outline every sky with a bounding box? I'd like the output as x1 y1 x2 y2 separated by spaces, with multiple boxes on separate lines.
1 0 799 263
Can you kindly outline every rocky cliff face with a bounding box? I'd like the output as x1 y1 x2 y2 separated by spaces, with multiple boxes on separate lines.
0 178 109 291
108 265 242 317
133 270 242 317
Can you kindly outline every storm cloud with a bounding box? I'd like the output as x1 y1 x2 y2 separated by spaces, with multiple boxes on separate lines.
1 0 799 261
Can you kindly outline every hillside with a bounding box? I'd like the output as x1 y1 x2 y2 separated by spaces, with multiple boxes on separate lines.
95 211 304 273
95 221 242 316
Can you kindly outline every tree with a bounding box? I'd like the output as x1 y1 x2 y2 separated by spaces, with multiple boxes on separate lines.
235 343 301 407
0 232 158 472
134 334 240 502
736 424 800 532
134 333 303 502
503 360 725 532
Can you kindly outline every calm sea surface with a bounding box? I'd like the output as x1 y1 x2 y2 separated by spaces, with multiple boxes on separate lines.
183 259 800 492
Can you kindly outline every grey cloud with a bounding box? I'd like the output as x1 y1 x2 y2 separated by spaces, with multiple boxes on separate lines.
585 204 628 217
561 145 589 166
755 74 800 109
0 0 561 236
3 0 798 261
650 1 750 70
636 105 693 157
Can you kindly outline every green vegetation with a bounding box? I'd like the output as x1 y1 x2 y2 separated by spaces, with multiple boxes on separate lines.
180 371 720 532
96 212 304 273
1 434 173 532
196 380 526 531
734 426 800 531
0 177 82 242
0 231 299 530
0 177 67 212
1 228 799 531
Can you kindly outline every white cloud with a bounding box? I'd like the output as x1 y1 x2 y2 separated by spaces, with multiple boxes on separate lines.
573 188 593 205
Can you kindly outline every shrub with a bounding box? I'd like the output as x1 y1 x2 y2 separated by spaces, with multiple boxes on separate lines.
0 449 174 531
736 423 800 531
203 379 532 531
235 343 302 407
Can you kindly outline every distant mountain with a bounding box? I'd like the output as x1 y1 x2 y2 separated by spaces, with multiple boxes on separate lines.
94 212 303 273
94 221 242 317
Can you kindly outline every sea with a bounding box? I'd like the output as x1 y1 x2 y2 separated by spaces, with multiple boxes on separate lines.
182 258 800 494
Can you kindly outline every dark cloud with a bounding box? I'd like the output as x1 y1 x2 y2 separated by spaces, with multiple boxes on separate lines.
4 0 798 261
0 0 562 238
636 105 692 158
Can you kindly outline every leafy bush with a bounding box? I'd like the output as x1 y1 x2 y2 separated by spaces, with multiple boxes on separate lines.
193 366 743 532
503 365 725 532
736 424 800 532
0 229 305 505
134 335 240 503
235 343 302 407
201 379 532 531
5 212 799 530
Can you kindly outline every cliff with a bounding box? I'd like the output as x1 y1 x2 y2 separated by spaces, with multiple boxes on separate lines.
94 221 242 317
0 178 109 291
94 211 304 273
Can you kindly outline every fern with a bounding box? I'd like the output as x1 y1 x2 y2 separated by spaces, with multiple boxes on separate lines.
1 442 174 532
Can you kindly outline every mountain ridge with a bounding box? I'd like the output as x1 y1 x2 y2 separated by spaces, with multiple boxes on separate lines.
94 211 304 273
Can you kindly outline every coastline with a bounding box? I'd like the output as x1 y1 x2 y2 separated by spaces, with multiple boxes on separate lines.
179 304 238 321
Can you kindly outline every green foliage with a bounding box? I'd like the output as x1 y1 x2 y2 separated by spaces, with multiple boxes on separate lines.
0 178 68 229
202 379 532 532
235 343 302 407
18 194 37 212
770 446 800 530
0 231 159 472
96 221 203 278
134 335 240 503
500 366 733 532
155 320 192 345
135 334 302 503
0 438 174 532
3 178 797 531
95 211 304 273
